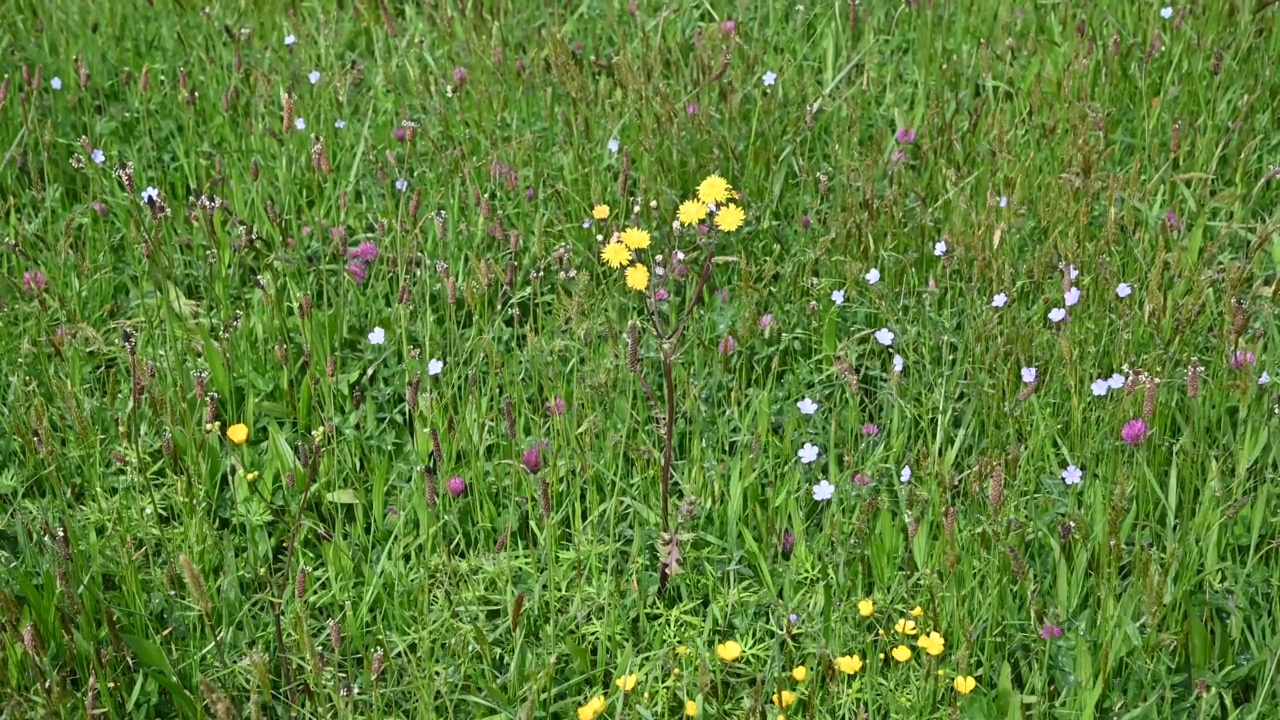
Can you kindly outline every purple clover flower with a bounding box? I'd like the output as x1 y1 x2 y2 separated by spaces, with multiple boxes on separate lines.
446 476 467 497
1121 418 1148 446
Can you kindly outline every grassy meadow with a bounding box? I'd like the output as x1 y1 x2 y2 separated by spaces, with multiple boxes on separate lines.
3 1 1280 717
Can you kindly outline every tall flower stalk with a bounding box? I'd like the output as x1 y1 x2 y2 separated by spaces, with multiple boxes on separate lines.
595 173 745 588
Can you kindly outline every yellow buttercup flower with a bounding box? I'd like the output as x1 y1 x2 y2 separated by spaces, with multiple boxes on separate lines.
697 174 732 204
226 423 249 445
620 227 651 250
600 242 632 269
715 640 743 662
625 264 650 291
891 645 912 663
791 665 808 682
858 599 875 617
917 631 945 656
684 699 699 717
954 675 977 695
676 645 691 657
894 618 918 635
910 606 924 617
713 203 745 233
772 690 796 709
593 204 610 220
677 199 708 226
833 655 863 674
614 674 638 692
577 695 607 720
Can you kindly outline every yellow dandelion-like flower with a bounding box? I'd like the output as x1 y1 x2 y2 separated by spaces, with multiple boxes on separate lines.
625 264 650 291
676 645 691 657
697 174 732 205
614 674 638 692
715 640 743 663
857 599 875 617
593 204 610 220
226 423 249 445
714 203 745 233
834 655 863 674
600 242 632 269
894 618 918 636
772 690 796 709
910 606 924 617
791 665 808 682
620 227 651 250
677 199 708 226
891 645 913 663
684 699 699 717
917 631 945 656
954 675 977 695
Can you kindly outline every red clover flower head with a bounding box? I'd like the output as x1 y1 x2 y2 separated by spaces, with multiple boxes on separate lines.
1121 418 1148 446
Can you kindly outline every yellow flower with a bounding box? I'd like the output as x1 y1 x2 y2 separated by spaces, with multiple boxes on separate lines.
620 227 651 250
615 674 638 692
577 695 607 720
600 242 632 269
625 264 650 291
715 640 743 663
677 199 708 226
894 618 918 636
954 675 977 695
917 631 945 656
891 645 913 663
697 174 732 205
910 606 924 617
858 599 875 617
245 471 259 482
593 204 610 220
791 665 808 682
226 423 249 445
833 655 863 674
714 203 745 233
772 690 796 709
684 699 698 717
676 645 691 657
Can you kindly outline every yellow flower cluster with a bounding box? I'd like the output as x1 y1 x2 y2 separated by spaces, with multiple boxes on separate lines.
594 174 745 293
685 174 744 232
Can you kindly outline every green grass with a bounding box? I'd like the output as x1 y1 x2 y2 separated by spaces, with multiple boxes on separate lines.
2 1 1280 718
